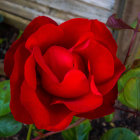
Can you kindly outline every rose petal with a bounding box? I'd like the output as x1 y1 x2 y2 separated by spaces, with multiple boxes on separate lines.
52 76 103 113
4 39 21 77
72 53 86 73
23 16 57 40
60 18 91 48
4 16 57 78
43 46 74 81
41 69 90 98
33 47 59 84
97 57 125 94
26 24 64 52
10 43 33 124
24 53 36 90
91 20 117 57
72 33 114 84
20 80 74 131
77 85 118 119
34 47 89 98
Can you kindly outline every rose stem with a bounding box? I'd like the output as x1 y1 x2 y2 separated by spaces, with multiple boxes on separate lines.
32 118 86 140
123 19 139 65
114 106 140 117
26 124 33 140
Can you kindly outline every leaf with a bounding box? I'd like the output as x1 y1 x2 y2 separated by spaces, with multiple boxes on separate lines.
118 67 140 92
106 14 133 30
118 78 140 110
32 125 45 137
135 47 140 59
104 113 114 122
118 66 140 110
62 117 91 140
0 114 22 137
131 20 137 28
0 80 11 117
101 128 139 140
17 30 23 39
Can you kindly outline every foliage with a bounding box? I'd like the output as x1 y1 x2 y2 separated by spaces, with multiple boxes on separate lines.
101 128 139 140
17 30 23 39
118 63 140 110
0 80 11 117
0 114 22 137
62 117 92 140
104 113 114 122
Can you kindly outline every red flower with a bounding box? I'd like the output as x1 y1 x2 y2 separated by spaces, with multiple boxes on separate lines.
4 16 125 131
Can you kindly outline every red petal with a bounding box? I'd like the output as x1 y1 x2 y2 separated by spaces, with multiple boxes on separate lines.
4 16 57 78
97 58 125 94
52 76 103 113
20 81 74 131
77 85 118 119
22 16 57 40
10 44 33 124
25 24 64 52
33 47 59 84
41 69 90 98
24 53 36 90
43 46 74 81
72 33 114 84
60 18 91 48
34 47 89 98
72 53 86 73
4 39 21 77
91 20 117 57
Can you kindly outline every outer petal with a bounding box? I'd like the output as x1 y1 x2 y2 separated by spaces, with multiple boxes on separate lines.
77 85 118 119
60 18 92 48
26 24 64 52
22 16 57 40
20 80 74 131
97 58 125 94
4 16 57 77
52 76 103 113
91 20 117 57
10 43 33 123
4 39 21 77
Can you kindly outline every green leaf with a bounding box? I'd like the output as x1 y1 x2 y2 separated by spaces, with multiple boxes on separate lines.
0 80 11 117
17 30 23 39
118 78 140 110
32 125 45 137
0 114 22 137
104 113 114 122
118 66 140 110
135 48 140 59
101 128 139 140
62 117 91 140
118 67 140 93
131 20 137 28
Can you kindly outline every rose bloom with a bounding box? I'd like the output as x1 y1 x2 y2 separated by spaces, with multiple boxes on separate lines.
4 16 125 131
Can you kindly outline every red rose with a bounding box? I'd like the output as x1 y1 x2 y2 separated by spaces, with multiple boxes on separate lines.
4 16 125 131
